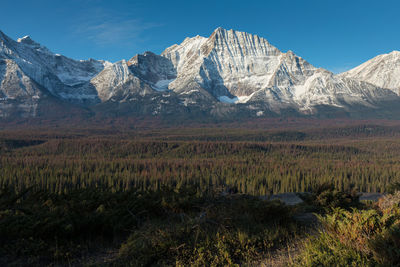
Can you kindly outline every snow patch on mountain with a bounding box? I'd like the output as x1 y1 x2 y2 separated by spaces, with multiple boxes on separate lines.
218 94 254 104
153 79 174 91
218 95 238 103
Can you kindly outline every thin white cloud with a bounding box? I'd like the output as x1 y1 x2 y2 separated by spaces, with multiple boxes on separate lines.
72 8 160 46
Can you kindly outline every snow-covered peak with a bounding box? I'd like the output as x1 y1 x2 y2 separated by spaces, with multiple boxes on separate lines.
156 27 391 113
213 27 224 33
15 34 53 54
17 35 38 45
127 51 176 91
161 35 207 72
0 30 109 103
342 50 400 94
1 27 399 119
161 28 287 97
208 27 281 56
389 50 400 55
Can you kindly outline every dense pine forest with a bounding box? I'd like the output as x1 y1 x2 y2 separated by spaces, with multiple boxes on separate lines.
2 122 400 265
1 124 400 195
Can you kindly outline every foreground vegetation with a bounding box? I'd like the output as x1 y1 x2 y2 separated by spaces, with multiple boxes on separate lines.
3 181 400 266
0 186 301 265
1 124 400 265
297 189 400 266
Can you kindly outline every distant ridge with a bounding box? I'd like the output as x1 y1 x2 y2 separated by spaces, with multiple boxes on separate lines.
0 28 399 120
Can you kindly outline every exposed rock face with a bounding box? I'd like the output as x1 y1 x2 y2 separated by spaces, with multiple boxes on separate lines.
0 59 42 117
163 28 284 97
341 51 400 95
91 60 155 102
128 51 176 90
0 28 399 119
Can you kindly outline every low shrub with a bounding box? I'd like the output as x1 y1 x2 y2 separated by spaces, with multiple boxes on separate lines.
116 195 299 266
300 183 361 212
387 182 400 194
0 186 300 265
296 192 400 266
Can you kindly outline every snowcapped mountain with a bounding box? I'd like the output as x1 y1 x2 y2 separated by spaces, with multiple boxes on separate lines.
0 28 399 119
0 30 109 106
341 51 400 95
158 28 396 114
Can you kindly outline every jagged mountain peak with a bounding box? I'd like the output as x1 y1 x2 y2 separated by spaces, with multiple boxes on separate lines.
127 51 176 88
208 27 281 55
211 27 250 37
0 29 110 107
210 27 233 37
163 34 207 54
128 51 158 65
158 27 384 111
17 35 37 45
161 28 289 98
342 50 400 95
17 35 48 51
211 27 257 37
16 34 53 54
161 27 281 65
213 26 225 32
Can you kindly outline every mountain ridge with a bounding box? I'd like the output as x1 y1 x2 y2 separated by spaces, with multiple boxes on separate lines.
341 50 400 95
0 28 399 120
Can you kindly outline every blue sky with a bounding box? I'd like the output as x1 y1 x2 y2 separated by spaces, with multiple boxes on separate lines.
1 0 399 73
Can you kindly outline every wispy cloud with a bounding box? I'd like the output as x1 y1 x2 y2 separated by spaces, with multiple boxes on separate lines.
72 8 160 46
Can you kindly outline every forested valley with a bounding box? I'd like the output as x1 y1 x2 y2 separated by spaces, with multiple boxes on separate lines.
2 123 400 266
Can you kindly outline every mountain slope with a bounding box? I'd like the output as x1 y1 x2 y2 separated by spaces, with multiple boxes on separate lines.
341 51 400 95
0 30 109 104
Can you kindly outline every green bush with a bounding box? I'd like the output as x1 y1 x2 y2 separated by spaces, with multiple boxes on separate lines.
300 183 361 212
387 182 400 194
370 225 400 266
0 186 300 266
296 192 400 266
116 195 299 266
299 232 372 266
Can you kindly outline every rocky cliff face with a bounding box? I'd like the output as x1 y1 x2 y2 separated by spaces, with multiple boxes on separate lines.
0 28 399 119
0 58 42 117
163 28 285 97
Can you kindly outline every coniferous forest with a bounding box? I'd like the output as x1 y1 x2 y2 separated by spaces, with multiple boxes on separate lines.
2 122 400 266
